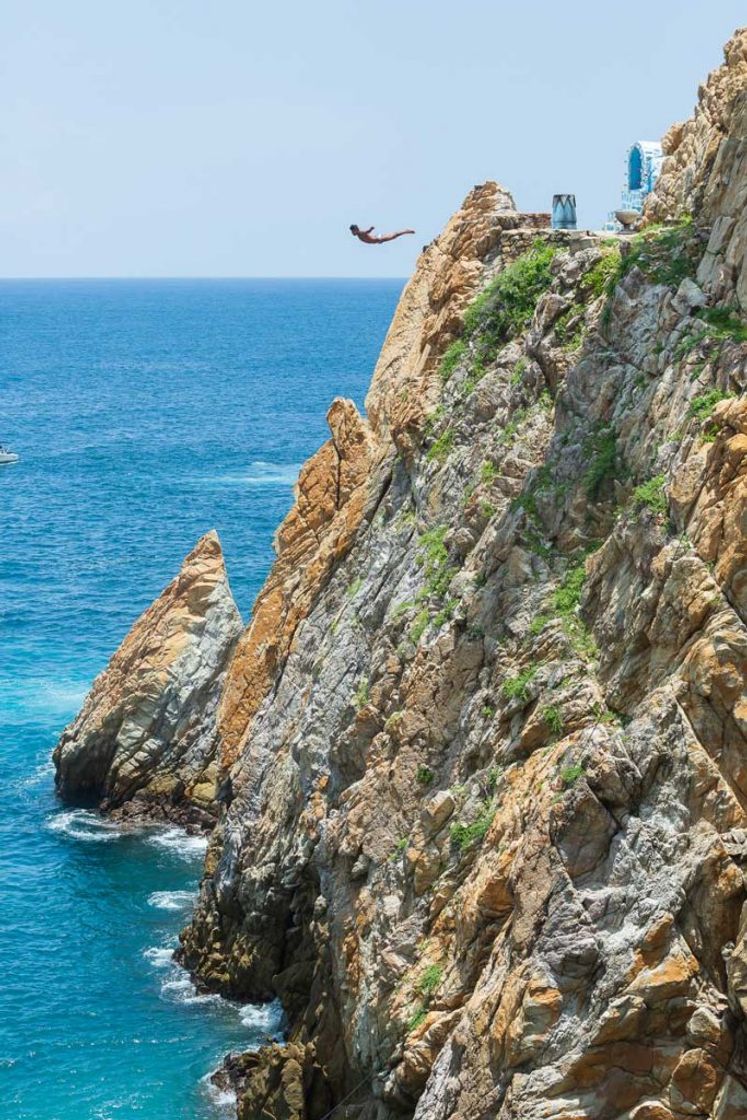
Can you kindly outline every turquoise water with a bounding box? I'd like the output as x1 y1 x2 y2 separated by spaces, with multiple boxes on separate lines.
0 279 401 1120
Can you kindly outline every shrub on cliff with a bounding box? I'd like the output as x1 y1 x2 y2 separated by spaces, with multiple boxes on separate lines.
618 217 701 289
694 305 747 344
462 241 558 359
439 339 467 383
632 474 668 515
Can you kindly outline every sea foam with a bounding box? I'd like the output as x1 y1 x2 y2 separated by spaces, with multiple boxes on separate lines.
239 999 285 1035
200 1072 237 1117
147 889 196 911
197 460 301 488
145 827 208 859
46 809 122 843
143 946 175 969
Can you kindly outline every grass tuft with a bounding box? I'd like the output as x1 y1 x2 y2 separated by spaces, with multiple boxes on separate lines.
427 428 454 464
480 460 498 485
617 218 701 289
583 426 617 500
632 474 667 515
560 762 584 788
410 609 430 644
502 665 537 701
450 801 495 852
439 339 467 383
688 388 732 422
543 705 564 736
695 305 747 344
415 964 443 998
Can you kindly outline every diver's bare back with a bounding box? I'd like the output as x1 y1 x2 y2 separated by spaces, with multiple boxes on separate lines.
349 224 415 244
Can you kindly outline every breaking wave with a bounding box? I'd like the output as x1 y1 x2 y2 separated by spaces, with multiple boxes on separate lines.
45 809 122 843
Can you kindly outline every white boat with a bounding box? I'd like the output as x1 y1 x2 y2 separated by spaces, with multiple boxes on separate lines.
0 446 19 465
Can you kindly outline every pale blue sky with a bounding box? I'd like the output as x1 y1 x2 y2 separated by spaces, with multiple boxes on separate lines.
1 2 743 277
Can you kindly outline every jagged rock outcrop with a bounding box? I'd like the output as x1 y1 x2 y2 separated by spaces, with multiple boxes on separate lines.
217 398 378 771
174 28 747 1120
55 26 747 1120
646 29 747 308
365 180 517 453
54 531 241 827
215 185 527 775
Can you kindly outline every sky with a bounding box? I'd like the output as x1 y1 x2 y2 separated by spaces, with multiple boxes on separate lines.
0 1 744 278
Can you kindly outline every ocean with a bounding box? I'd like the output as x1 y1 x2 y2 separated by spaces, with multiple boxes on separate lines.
0 278 402 1120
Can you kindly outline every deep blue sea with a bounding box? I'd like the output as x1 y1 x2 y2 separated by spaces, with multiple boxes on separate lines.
0 279 401 1120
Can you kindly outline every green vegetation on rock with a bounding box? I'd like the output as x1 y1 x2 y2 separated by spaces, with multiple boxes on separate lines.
426 427 454 463
581 247 622 300
480 460 498 485
696 305 747 344
417 526 452 596
560 762 585 788
415 964 443 998
552 562 586 616
529 613 551 636
688 388 732 421
632 474 668 515
462 242 558 360
554 306 585 352
439 339 467 383
543 705 564 736
499 407 528 446
617 217 701 289
416 765 435 786
502 665 537 701
511 357 528 385
450 800 495 852
354 677 370 708
550 559 597 659
410 609 430 644
583 426 617 500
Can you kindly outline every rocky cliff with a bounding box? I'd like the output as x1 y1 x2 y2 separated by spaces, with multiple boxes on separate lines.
54 532 242 827
58 28 747 1120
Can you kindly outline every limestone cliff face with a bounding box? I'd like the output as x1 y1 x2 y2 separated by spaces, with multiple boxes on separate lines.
54 532 241 827
54 28 747 1120
216 183 522 775
365 181 517 453
176 30 747 1120
646 29 747 308
217 399 378 773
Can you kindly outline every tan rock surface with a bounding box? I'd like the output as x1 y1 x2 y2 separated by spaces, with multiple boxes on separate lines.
61 26 747 1120
646 29 747 308
365 181 517 453
54 531 241 825
217 398 377 769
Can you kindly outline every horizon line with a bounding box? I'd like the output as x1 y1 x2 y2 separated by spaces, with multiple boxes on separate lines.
0 274 408 283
